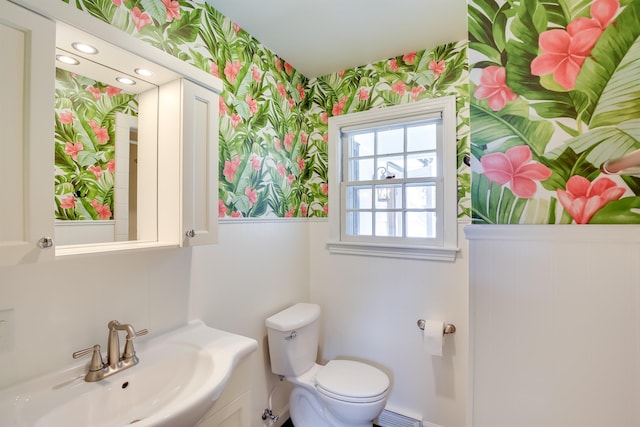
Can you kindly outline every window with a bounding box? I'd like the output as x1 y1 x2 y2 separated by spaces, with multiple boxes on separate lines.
327 96 458 261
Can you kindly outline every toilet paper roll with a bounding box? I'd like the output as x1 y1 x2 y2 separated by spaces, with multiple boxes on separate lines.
422 320 444 356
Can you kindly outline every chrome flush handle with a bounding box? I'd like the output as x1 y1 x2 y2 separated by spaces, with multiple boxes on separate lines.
38 237 54 249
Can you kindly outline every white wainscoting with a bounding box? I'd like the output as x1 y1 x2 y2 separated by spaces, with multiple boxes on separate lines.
466 225 640 427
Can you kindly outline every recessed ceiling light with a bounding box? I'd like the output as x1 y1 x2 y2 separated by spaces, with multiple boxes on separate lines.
56 54 80 65
116 77 136 85
71 42 99 55
134 68 154 77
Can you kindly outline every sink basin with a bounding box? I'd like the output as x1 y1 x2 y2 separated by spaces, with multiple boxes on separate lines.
0 320 257 427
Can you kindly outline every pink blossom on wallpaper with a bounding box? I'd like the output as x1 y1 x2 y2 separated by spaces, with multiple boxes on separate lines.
112 0 122 6
210 62 220 78
245 187 257 207
403 52 417 65
64 141 83 160
284 62 293 74
277 163 286 177
321 182 328 195
557 175 625 224
230 113 242 130
428 60 446 78
89 119 99 131
300 133 308 145
131 7 153 31
224 61 242 84
321 112 328 124
287 98 295 110
87 86 102 100
287 174 295 186
300 204 308 216
297 156 305 171
223 156 241 182
274 137 281 151
275 58 283 72
250 155 261 171
284 133 294 151
277 84 287 98
88 165 103 179
391 80 407 95
323 205 328 215
285 208 294 218
245 94 258 115
332 96 347 116
162 0 181 22
231 211 243 218
252 66 261 82
589 0 619 29
474 66 518 111
389 59 399 72
59 111 74 124
60 194 76 209
297 83 305 99
91 200 112 220
338 70 345 78
219 97 228 116
94 126 110 144
358 88 369 101
322 134 328 143
480 145 552 198
411 86 424 101
218 199 228 217
105 159 115 173
105 85 121 97
232 23 241 34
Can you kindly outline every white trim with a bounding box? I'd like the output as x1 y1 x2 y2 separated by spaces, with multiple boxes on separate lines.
326 240 459 261
465 224 640 242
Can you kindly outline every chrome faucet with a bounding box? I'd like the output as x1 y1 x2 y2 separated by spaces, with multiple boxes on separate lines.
73 320 148 382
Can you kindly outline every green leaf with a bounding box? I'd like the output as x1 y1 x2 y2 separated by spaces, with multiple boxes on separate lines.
140 0 166 25
471 172 530 224
590 197 640 223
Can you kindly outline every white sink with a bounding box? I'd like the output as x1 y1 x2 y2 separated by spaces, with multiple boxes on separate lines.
0 320 257 427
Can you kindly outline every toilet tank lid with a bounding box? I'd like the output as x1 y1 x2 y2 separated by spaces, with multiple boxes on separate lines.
266 303 321 331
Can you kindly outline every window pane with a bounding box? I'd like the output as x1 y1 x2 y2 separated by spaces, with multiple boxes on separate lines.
350 133 374 157
346 186 372 209
407 183 436 209
377 155 404 178
406 211 437 238
407 123 437 152
374 184 402 209
407 152 437 177
377 128 404 155
346 211 372 236
375 211 402 237
348 158 374 181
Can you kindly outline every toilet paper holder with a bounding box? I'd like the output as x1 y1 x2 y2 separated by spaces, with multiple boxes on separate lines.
417 319 456 335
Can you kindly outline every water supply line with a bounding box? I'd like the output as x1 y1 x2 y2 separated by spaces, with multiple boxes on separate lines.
262 376 284 424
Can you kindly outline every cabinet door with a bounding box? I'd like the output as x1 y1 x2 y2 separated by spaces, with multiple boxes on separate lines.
181 80 219 247
0 1 55 265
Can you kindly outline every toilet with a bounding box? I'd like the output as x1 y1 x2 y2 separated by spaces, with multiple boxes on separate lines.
266 303 390 427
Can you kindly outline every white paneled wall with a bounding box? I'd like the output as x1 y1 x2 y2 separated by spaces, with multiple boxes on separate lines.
467 225 640 427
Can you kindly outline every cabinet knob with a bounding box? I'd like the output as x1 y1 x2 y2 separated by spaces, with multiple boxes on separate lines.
38 237 55 249
185 229 196 238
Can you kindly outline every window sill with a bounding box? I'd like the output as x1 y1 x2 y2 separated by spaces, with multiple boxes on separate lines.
326 241 459 261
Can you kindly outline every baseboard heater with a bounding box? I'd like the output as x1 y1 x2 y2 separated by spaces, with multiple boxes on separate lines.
376 409 422 427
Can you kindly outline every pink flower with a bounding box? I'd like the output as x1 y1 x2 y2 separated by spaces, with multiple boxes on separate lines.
276 163 286 177
245 94 258 115
111 0 122 6
91 200 112 220
223 156 241 182
297 84 305 99
161 0 180 22
219 97 227 116
105 86 121 97
285 208 294 218
474 66 518 111
275 58 283 72
557 176 625 224
232 23 241 35
250 155 261 171
321 112 328 124
322 134 328 143
64 141 83 160
391 80 407 95
87 86 101 100
245 187 257 207
131 7 153 31
252 66 261 82
389 59 399 72
321 182 328 195
481 145 552 198
210 62 220 78
284 133 294 151
300 204 308 216
297 157 305 171
230 113 242 130
88 165 103 179
224 61 242 84
105 159 115 173
287 98 295 110
300 133 308 145
358 88 369 101
231 211 243 218
403 52 417 65
287 174 295 186
59 111 74 124
284 62 293 74
323 205 329 215
94 126 109 144
411 86 424 101
60 194 76 209
274 138 281 152
332 96 347 116
338 70 345 78
277 84 287 98
218 199 228 217
428 60 446 78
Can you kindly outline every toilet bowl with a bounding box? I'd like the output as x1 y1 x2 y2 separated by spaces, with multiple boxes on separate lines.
265 303 390 427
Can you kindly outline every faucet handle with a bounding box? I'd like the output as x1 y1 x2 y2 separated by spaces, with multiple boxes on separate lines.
72 344 105 372
135 328 149 338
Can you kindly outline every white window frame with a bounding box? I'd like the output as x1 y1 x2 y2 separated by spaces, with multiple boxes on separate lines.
327 96 459 261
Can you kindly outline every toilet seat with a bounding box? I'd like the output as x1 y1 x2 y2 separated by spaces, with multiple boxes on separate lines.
315 360 389 403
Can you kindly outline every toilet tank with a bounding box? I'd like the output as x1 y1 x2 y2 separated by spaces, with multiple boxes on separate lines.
265 303 321 377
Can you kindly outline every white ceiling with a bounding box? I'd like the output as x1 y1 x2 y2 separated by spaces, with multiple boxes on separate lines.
205 0 469 78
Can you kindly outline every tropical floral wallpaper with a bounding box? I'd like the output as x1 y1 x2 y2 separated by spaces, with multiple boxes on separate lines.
469 0 640 224
54 68 137 221
64 0 471 219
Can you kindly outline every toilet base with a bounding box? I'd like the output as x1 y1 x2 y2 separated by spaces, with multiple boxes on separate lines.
289 386 380 427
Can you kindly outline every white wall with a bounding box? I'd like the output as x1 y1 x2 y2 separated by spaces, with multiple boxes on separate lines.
309 221 469 427
467 225 640 427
